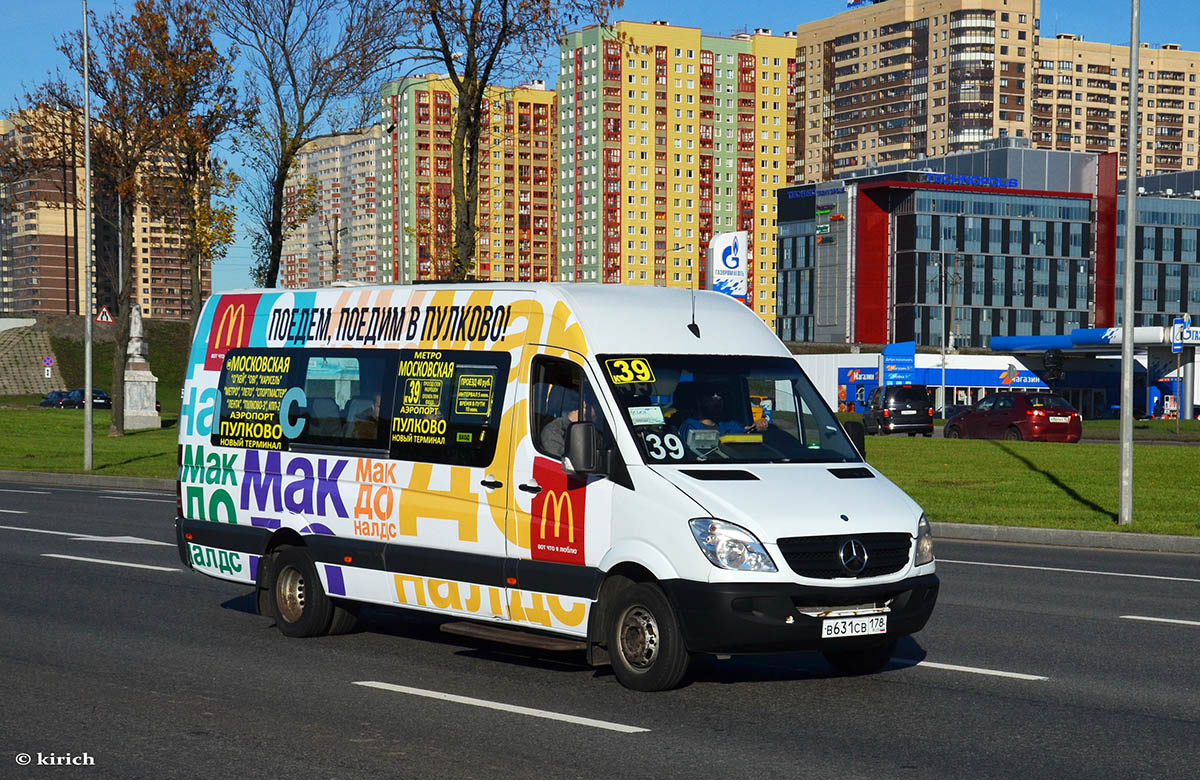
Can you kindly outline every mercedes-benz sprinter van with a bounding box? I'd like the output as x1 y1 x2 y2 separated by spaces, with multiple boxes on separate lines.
175 284 938 691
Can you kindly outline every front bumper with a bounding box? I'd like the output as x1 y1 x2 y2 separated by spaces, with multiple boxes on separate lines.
662 573 939 654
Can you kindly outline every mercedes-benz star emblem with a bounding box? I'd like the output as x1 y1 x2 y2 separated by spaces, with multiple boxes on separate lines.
839 538 868 575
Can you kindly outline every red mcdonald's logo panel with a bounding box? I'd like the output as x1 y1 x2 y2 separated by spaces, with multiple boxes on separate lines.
528 456 587 566
205 294 260 371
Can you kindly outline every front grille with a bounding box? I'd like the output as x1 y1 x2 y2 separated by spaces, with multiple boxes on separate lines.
776 533 912 579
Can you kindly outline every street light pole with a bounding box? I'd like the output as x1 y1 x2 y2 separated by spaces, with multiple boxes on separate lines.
1119 0 1141 526
81 0 93 471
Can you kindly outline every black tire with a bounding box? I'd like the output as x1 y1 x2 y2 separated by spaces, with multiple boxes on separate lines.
1004 426 1022 441
328 601 359 635
907 432 917 437
822 638 898 676
605 581 690 692
270 546 334 638
945 426 961 439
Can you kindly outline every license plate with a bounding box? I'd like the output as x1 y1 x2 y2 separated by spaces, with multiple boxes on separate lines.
1050 415 1069 423
900 409 917 415
822 615 887 638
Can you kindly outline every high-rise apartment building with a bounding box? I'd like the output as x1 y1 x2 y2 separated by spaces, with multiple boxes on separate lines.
379 76 558 283
281 126 382 288
1 116 203 320
1033 35 1200 176
792 1 1200 185
557 21 797 323
0 118 86 315
794 0 1039 183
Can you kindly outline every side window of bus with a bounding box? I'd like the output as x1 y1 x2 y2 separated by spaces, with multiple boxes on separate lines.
294 353 396 451
389 349 510 467
531 357 611 458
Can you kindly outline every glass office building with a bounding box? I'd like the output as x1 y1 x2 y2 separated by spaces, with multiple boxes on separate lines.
776 139 1200 346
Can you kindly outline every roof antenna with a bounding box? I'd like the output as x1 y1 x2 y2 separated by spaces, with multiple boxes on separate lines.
679 244 700 338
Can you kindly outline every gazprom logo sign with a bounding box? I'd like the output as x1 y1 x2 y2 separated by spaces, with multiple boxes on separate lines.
707 231 749 301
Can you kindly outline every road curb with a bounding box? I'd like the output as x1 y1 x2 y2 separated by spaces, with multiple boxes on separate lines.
0 469 1194 553
0 469 173 493
933 521 1200 554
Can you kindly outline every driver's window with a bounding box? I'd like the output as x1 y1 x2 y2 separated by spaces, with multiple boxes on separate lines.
977 396 996 411
531 357 609 458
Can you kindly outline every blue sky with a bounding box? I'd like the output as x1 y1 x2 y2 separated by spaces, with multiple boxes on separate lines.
2 0 1191 292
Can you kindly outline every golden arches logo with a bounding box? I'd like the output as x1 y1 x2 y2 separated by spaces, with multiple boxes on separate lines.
215 303 247 348
538 490 575 543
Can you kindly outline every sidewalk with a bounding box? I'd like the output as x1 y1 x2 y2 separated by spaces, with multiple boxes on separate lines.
1 469 1196 555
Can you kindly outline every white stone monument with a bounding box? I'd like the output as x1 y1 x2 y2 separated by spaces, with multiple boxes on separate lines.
123 305 161 430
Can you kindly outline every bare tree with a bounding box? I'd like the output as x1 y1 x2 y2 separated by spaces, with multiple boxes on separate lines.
400 0 621 281
214 0 402 288
22 0 244 435
153 1 247 334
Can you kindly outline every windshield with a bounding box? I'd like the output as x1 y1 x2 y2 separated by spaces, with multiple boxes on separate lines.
887 386 930 405
597 354 861 465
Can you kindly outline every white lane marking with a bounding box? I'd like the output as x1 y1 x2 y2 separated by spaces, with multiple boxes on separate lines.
1121 615 1200 627
0 488 50 494
940 559 1200 585
0 524 172 546
892 659 1048 681
41 554 180 572
0 509 28 514
101 496 175 504
353 681 650 734
0 524 79 537
103 490 172 497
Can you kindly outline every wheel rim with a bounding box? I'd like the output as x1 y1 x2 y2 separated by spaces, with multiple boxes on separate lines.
276 565 306 624
617 604 660 671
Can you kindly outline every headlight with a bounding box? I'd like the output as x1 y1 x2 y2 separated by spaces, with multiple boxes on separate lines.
688 518 777 572
914 514 934 566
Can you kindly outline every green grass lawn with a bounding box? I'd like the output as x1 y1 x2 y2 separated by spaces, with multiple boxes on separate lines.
0 403 1196 536
0 408 178 479
865 435 1200 536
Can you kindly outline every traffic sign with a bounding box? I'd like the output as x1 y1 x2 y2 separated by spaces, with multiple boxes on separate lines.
95 306 114 324
42 356 54 367
815 224 830 235
1172 318 1184 353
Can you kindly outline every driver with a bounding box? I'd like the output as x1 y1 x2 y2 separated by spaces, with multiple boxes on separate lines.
676 390 768 440
541 385 601 457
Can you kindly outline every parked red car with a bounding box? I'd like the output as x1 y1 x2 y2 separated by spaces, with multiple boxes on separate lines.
944 392 1082 443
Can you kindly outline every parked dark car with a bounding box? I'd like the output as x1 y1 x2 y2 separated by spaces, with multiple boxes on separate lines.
937 403 973 421
61 388 113 409
39 390 69 407
862 383 934 436
944 392 1082 443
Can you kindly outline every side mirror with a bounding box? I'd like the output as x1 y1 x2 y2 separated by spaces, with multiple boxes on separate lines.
563 421 601 475
842 419 867 460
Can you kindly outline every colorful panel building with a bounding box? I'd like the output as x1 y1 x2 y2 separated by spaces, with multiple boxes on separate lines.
557 21 798 323
379 76 558 283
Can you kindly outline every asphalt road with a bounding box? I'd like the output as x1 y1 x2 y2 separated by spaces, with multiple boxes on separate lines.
1 482 1197 779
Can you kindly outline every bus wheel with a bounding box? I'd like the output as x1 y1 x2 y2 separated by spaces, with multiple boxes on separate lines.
606 582 690 692
823 638 898 676
270 546 333 638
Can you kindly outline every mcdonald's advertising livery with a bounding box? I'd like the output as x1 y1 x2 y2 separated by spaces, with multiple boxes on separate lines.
176 283 938 690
